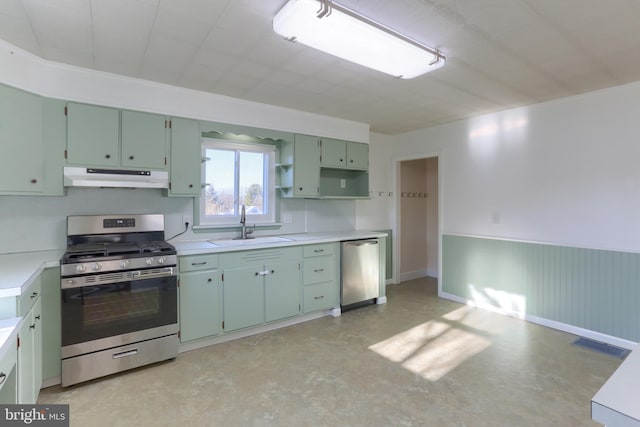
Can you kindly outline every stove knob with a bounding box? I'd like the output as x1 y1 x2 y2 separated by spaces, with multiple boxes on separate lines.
76 264 87 273
66 280 74 287
120 260 130 269
146 258 154 266
157 257 165 265
92 263 102 271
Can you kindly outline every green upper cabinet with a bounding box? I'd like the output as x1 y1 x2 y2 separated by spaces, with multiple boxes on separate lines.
320 137 346 168
278 134 320 198
66 102 168 170
66 102 119 167
169 117 201 196
0 84 44 193
346 141 368 170
121 110 167 169
320 138 368 171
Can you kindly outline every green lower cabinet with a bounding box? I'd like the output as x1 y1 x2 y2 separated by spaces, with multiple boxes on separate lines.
18 297 41 404
0 347 17 404
221 247 302 333
179 270 221 342
222 265 265 332
265 259 301 322
303 282 336 313
41 267 61 383
302 243 339 313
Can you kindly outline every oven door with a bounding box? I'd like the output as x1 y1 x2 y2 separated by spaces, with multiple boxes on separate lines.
61 266 177 356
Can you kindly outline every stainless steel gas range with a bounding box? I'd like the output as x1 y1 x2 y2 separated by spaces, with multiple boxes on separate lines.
60 214 178 387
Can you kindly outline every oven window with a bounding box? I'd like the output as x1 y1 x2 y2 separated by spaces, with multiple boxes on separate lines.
61 276 177 347
83 284 161 327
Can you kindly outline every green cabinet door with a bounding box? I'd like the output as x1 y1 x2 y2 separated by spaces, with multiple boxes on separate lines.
179 270 220 342
17 297 41 405
66 103 119 167
320 137 346 168
265 259 300 322
0 84 44 192
346 142 368 170
121 110 167 169
40 267 61 383
169 117 201 196
293 134 320 197
32 298 42 400
17 315 33 404
222 265 265 332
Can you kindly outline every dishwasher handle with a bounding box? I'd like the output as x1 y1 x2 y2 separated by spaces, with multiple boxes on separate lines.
343 240 379 247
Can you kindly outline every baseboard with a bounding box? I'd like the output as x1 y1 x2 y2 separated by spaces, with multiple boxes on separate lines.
41 376 61 388
439 292 638 350
178 309 335 353
400 269 430 282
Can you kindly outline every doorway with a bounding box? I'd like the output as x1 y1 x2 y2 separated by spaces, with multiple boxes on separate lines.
397 156 439 282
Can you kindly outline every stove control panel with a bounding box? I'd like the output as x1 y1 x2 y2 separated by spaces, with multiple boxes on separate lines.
61 255 177 277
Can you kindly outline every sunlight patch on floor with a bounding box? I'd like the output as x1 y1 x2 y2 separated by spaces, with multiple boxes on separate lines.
369 316 491 381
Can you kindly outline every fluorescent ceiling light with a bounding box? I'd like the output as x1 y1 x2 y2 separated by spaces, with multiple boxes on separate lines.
273 0 445 79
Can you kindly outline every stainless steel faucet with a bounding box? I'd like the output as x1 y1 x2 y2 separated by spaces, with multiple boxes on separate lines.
238 205 255 240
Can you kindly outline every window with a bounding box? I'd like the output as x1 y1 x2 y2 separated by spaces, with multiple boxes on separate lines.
200 139 276 225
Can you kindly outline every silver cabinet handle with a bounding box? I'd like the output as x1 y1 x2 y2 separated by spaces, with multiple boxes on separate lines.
255 270 271 276
30 292 38 299
0 372 6 385
313 249 325 253
113 349 138 359
191 262 207 266
314 295 325 300
314 268 324 273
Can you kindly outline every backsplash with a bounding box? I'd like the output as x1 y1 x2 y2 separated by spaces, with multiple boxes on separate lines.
0 189 356 254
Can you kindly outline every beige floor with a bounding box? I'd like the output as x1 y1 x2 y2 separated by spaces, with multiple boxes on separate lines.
39 277 621 426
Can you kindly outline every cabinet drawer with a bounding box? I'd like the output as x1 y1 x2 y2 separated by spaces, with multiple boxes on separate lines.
303 243 336 258
303 282 336 313
179 254 218 272
18 277 41 317
303 257 334 285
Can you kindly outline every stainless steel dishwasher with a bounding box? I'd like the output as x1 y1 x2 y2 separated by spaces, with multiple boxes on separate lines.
341 239 380 308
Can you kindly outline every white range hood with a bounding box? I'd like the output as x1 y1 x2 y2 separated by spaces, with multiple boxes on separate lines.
63 167 169 189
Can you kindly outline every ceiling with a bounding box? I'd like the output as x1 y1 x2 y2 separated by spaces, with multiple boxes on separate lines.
1 0 639 135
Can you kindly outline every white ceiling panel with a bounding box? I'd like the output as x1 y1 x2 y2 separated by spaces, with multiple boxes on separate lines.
1 0 640 134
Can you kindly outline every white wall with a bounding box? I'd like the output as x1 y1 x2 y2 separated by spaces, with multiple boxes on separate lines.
390 80 640 253
355 132 393 230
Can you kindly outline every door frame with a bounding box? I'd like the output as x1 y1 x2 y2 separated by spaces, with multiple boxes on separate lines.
392 151 443 294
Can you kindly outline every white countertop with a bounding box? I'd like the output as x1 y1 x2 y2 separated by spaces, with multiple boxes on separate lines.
592 345 640 425
0 231 387 296
0 250 64 298
172 231 388 256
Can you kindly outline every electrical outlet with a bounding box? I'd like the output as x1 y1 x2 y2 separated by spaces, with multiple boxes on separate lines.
282 213 292 224
340 179 346 189
182 215 192 227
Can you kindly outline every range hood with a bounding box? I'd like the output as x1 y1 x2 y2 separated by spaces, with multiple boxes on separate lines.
63 167 169 189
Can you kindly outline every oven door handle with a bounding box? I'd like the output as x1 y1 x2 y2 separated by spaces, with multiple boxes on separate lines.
61 267 176 289
131 267 175 280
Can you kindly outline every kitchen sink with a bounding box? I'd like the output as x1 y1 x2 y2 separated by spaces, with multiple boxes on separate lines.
208 236 293 247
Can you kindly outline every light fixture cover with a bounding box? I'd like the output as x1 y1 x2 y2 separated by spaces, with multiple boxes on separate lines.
273 0 445 79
